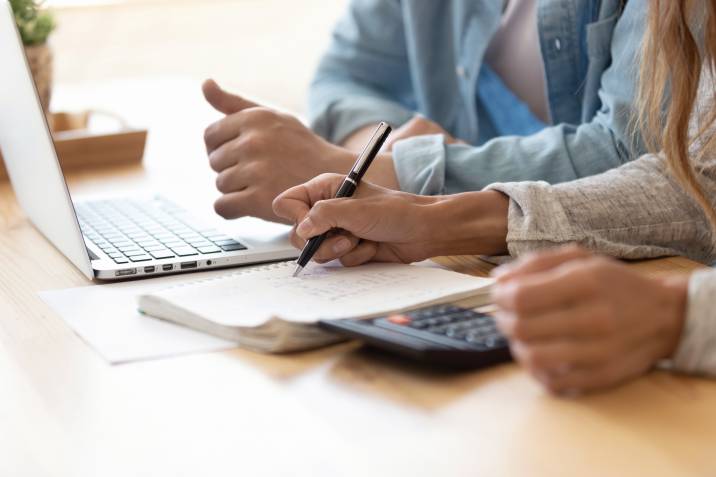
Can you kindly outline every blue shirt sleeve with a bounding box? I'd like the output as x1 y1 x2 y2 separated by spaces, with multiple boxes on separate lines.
393 1 646 195
308 0 415 144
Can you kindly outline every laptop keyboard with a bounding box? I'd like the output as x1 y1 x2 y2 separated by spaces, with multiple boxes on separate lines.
76 197 247 265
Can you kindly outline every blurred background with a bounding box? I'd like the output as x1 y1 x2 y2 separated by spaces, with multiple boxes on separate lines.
47 0 347 114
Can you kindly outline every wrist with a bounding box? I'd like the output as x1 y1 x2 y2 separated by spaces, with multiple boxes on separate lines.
330 146 399 190
659 276 689 359
422 190 509 257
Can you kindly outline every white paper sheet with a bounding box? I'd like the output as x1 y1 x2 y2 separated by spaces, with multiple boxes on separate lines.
39 270 238 364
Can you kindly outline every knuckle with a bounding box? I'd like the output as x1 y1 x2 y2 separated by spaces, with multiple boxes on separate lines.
239 132 268 156
518 347 543 371
576 267 601 294
243 107 275 125
311 200 329 216
215 173 225 193
208 150 223 172
510 320 531 341
509 284 531 313
215 171 233 194
203 123 217 146
590 304 617 334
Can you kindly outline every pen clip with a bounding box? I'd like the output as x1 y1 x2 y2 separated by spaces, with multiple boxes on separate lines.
349 122 391 178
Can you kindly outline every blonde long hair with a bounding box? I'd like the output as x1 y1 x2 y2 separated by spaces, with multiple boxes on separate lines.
637 0 716 225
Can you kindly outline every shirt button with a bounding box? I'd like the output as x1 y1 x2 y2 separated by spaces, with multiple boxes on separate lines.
456 65 468 78
554 38 562 50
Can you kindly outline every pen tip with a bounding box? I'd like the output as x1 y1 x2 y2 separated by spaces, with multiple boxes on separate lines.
292 265 303 277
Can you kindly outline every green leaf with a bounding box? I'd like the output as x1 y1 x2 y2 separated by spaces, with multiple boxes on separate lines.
9 0 56 45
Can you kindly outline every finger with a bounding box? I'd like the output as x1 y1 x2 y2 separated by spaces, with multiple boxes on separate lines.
494 302 613 342
289 227 306 251
202 79 258 115
539 341 662 396
272 173 345 224
339 241 379 267
215 163 256 194
491 244 592 282
207 136 244 173
491 258 601 315
295 198 366 240
312 233 361 263
204 114 245 154
213 189 258 219
510 339 612 375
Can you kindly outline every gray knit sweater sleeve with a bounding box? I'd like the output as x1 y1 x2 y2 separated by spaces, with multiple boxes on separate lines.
485 151 716 263
485 151 716 376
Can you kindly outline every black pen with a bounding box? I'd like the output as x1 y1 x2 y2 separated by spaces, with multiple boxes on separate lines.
292 122 392 277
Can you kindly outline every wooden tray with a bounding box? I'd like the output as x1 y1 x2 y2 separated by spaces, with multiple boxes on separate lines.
0 111 147 180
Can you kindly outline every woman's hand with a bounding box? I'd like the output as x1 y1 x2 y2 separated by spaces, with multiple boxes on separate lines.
491 246 689 396
273 173 440 265
272 173 510 266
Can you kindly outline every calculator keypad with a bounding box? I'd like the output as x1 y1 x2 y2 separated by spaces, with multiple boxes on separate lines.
374 305 508 351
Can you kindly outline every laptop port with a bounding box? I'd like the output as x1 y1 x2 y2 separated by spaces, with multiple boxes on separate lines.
115 268 137 277
162 264 173 271
180 261 198 270
144 266 156 274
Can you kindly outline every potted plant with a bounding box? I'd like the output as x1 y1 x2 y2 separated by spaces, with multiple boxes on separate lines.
10 0 56 112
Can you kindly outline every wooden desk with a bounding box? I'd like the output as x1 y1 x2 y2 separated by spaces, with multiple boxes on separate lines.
1 79 715 477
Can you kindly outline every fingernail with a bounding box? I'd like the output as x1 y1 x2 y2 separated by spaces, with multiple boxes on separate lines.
296 217 314 237
332 238 352 254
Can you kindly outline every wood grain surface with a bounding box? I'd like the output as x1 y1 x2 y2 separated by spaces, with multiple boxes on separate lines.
1 78 714 477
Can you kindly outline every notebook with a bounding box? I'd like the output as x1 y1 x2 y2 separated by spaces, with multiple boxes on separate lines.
137 261 494 353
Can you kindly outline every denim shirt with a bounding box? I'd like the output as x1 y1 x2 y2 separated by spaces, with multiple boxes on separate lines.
308 0 647 195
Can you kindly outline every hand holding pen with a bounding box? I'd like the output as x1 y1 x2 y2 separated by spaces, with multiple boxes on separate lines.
291 122 392 277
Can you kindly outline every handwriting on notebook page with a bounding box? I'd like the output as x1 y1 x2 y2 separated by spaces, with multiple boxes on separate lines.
263 267 421 302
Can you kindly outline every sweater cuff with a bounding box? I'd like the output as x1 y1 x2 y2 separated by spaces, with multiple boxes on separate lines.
484 182 578 257
670 269 716 377
392 134 448 195
310 96 414 146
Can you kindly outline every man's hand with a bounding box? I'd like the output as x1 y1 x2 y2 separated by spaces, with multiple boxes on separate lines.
202 79 359 223
384 116 466 150
342 116 465 152
491 246 689 396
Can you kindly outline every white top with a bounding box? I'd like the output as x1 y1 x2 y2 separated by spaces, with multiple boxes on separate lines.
484 0 550 123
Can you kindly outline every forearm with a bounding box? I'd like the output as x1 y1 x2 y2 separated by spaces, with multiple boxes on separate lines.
420 190 509 257
391 121 634 196
341 123 382 151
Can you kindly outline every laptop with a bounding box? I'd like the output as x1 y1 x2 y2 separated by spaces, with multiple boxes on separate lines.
0 1 298 281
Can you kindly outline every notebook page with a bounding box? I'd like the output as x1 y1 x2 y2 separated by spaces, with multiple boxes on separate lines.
141 262 493 328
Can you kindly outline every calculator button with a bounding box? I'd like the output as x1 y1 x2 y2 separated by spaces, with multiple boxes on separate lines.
387 314 412 325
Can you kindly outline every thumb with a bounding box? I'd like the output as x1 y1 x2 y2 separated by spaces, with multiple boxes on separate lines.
295 199 364 240
202 79 259 115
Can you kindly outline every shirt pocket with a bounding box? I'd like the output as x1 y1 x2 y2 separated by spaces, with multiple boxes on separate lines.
585 13 620 60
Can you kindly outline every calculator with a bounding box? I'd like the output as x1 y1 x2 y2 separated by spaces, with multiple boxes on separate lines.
319 305 512 369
